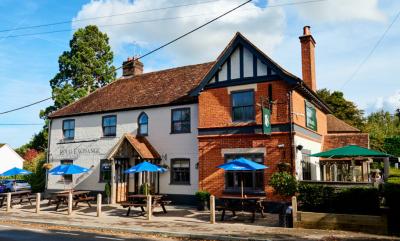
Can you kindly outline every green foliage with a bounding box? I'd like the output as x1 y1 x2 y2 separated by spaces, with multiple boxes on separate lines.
370 161 384 170
41 25 116 118
383 136 400 157
316 88 365 129
298 183 380 214
139 183 151 195
195 190 210 201
23 152 47 193
383 182 400 211
104 182 111 197
362 111 400 152
270 172 298 197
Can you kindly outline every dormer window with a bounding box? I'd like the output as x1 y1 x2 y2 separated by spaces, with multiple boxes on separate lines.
138 112 148 136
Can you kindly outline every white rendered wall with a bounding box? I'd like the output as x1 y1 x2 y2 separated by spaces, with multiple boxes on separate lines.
47 104 199 195
294 135 322 181
0 144 24 174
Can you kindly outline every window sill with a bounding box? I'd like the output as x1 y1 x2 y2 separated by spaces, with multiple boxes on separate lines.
170 132 191 135
101 136 117 139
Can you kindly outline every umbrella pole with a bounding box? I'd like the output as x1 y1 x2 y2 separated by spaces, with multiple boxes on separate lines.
241 173 244 198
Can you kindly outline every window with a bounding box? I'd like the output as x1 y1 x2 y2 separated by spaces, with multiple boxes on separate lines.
231 90 255 122
170 159 190 185
224 153 264 194
301 149 312 180
102 115 117 137
61 160 73 183
171 108 190 134
63 119 75 140
99 159 111 183
138 112 148 136
305 102 317 131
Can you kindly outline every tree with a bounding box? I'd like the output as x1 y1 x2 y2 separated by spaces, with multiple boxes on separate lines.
317 88 365 129
41 25 116 118
362 110 400 151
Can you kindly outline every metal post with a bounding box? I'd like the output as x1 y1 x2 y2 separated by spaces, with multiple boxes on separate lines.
6 193 11 212
68 192 73 215
210 195 216 224
384 157 390 181
146 195 152 221
292 196 297 222
97 193 102 217
111 159 116 204
36 193 41 214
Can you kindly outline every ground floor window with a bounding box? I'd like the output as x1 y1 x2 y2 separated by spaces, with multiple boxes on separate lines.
301 149 312 180
60 160 73 183
99 159 111 183
224 153 264 194
170 159 190 185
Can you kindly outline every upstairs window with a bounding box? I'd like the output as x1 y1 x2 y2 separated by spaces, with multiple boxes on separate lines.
171 108 190 134
305 102 317 131
138 112 148 136
63 119 75 140
102 115 117 137
231 90 255 122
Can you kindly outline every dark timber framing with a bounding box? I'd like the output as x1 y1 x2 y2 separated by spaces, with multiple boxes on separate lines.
227 57 231 81
239 45 244 79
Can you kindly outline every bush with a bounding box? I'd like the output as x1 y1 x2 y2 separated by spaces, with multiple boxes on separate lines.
383 182 400 211
298 183 380 214
23 152 46 193
270 172 297 197
195 190 210 201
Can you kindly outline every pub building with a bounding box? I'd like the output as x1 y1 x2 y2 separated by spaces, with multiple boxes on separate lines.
46 27 369 204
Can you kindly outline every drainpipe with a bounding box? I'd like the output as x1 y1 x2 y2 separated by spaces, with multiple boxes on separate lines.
288 89 296 176
45 119 52 191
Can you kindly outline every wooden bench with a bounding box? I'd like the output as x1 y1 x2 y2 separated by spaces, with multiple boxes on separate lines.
74 196 95 208
120 201 147 216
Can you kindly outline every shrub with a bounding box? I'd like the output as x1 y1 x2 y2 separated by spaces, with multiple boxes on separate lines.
195 190 210 201
298 183 380 214
384 182 400 211
270 172 298 197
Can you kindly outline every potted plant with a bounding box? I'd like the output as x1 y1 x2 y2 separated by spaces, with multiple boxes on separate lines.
195 190 210 211
104 182 111 204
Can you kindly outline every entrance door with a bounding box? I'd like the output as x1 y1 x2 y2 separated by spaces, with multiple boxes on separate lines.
115 158 129 203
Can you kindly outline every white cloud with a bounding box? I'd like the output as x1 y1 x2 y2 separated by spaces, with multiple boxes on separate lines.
72 0 286 68
293 0 385 23
366 90 400 114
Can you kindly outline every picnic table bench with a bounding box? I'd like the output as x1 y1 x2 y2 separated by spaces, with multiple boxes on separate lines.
52 190 93 211
218 195 266 222
121 194 171 216
0 191 34 207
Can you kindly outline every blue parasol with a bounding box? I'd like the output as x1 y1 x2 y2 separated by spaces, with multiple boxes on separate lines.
1 167 32 176
124 161 166 174
49 164 89 175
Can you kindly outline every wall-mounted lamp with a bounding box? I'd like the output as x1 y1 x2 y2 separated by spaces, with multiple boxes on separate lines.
195 162 199 169
296 145 303 151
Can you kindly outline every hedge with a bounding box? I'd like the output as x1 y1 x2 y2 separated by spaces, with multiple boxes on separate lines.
298 183 380 215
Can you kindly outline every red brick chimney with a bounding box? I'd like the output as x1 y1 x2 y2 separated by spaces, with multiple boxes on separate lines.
299 26 316 91
122 57 144 76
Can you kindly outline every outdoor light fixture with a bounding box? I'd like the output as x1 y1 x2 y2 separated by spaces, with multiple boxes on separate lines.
195 162 199 169
296 145 303 151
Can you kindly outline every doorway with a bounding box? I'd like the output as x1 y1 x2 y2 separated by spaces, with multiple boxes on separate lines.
115 158 129 203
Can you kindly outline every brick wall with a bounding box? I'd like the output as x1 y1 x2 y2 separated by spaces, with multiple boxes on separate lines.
198 133 292 201
323 133 369 151
198 81 290 129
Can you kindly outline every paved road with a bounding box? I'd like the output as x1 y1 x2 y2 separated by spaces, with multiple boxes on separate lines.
0 223 177 241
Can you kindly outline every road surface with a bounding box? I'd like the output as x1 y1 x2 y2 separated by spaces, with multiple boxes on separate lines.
0 223 179 241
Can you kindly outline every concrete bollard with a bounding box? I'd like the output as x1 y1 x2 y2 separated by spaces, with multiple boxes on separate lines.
210 195 216 224
36 193 41 214
97 193 102 217
68 192 73 215
292 196 297 222
146 195 152 221
6 193 11 212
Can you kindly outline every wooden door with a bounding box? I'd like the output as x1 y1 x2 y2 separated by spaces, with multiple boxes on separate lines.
115 158 129 203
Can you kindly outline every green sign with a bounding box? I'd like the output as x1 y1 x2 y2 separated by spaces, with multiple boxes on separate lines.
262 108 271 134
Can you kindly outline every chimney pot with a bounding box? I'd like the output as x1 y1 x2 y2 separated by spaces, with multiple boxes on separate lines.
303 26 311 36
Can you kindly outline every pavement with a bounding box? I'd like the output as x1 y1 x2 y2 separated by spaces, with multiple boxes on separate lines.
0 202 399 241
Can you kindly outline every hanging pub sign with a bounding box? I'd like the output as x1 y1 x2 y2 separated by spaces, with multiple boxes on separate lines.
262 108 271 134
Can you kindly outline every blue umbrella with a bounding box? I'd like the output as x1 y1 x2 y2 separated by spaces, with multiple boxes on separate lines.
124 161 166 174
1 167 32 176
49 164 89 175
0 167 32 192
124 161 166 195
218 157 268 197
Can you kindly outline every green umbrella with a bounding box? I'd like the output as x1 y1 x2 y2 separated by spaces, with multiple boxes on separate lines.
310 145 391 158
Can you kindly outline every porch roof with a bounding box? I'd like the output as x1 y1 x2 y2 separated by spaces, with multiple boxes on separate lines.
107 134 161 160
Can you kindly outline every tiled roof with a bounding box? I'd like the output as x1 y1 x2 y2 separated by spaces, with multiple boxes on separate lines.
49 62 215 118
107 134 160 159
0 144 4 148
327 114 360 133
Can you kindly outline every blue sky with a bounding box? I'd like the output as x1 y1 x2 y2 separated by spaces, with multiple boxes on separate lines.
0 0 399 148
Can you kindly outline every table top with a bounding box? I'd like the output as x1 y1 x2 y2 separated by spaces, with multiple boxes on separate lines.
127 194 163 199
0 190 31 196
219 195 266 201
56 190 90 197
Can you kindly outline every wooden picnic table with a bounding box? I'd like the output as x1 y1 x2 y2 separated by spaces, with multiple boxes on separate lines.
218 195 266 222
120 194 170 216
0 191 34 208
53 190 94 211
